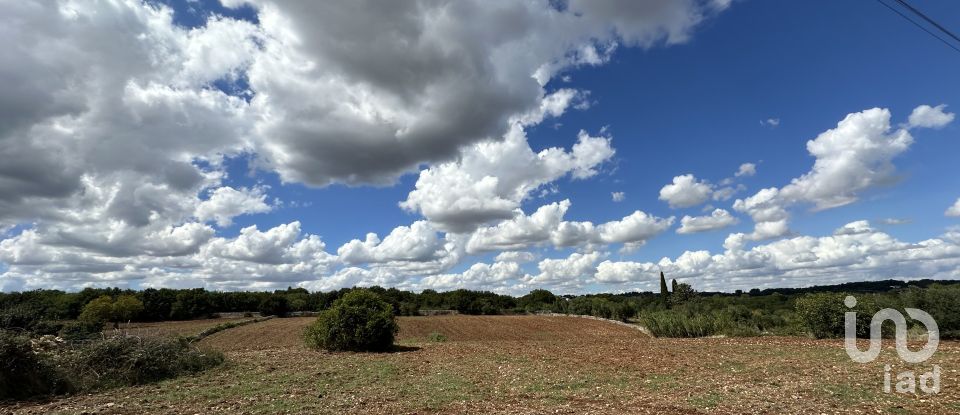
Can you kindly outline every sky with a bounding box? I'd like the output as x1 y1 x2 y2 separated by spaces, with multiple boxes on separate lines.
1 0 959 295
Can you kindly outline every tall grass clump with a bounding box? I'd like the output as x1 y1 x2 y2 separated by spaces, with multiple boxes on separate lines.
641 310 726 338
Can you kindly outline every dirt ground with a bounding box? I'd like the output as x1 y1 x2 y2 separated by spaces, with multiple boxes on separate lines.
5 315 959 414
104 317 250 338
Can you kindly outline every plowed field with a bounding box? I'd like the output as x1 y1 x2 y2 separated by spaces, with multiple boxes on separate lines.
6 316 959 414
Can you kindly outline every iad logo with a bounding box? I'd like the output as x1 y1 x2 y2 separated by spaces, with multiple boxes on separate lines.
843 296 941 394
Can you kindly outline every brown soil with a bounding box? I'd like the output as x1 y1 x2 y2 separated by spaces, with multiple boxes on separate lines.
5 315 959 414
106 317 250 338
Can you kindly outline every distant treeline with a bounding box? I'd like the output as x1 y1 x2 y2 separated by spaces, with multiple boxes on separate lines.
2 279 958 326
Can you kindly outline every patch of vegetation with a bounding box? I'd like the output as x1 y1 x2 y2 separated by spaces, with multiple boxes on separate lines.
795 292 877 339
0 330 69 399
58 320 105 341
79 294 144 328
687 391 724 408
0 329 223 400
56 334 223 390
2 279 959 340
185 316 275 343
304 289 398 352
427 332 447 342
258 294 290 317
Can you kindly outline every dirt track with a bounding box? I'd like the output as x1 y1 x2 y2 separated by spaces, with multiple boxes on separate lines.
6 315 960 414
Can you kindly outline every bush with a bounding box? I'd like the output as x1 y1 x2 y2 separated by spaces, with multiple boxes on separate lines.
32 320 66 336
0 305 42 333
58 320 105 342
427 332 447 342
902 284 960 339
258 295 290 317
795 292 877 339
55 335 223 390
0 330 68 399
304 290 398 352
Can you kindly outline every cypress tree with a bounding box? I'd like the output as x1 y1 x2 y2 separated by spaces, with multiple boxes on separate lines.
659 271 669 297
671 279 678 294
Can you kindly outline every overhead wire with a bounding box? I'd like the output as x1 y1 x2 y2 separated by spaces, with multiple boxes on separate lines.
874 0 960 54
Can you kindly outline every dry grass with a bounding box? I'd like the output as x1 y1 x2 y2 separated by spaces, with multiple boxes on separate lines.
5 315 959 414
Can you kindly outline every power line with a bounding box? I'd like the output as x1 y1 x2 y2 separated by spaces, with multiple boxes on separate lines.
875 0 960 54
893 0 960 44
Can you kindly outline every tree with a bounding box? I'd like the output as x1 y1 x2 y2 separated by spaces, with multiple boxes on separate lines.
78 295 143 328
258 295 290 317
304 290 398 352
659 271 669 299
668 283 698 306
112 295 144 324
79 296 115 325
519 289 557 312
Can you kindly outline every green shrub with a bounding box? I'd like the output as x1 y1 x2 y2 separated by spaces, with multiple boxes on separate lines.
304 290 398 352
427 332 447 342
258 295 290 317
795 292 877 339
0 305 42 333
55 335 223 390
0 330 68 399
58 320 105 342
31 320 66 336
902 284 960 339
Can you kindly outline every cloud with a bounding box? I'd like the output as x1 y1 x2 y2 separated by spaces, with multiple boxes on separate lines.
337 221 448 265
735 106 939 240
239 0 726 187
400 126 614 232
593 221 960 292
779 108 913 210
494 251 538 264
195 186 272 227
908 104 955 129
658 174 714 208
735 163 756 177
761 118 780 128
0 0 730 291
418 261 525 292
677 209 739 234
611 191 626 202
465 200 673 254
879 218 911 225
525 251 604 289
732 187 790 240
947 198 960 217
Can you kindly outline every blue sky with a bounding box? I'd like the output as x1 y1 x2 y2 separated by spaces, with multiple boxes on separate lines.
1 0 958 293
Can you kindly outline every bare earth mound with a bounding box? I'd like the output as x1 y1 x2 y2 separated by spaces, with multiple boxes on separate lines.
5 315 959 414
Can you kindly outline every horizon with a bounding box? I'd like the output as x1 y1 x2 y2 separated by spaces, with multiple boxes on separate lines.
2 0 959 295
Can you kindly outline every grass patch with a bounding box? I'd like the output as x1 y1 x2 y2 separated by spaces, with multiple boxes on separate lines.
687 391 724 408
641 373 680 392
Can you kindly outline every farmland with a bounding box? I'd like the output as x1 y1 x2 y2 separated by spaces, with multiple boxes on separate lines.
5 315 959 414
105 317 250 338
